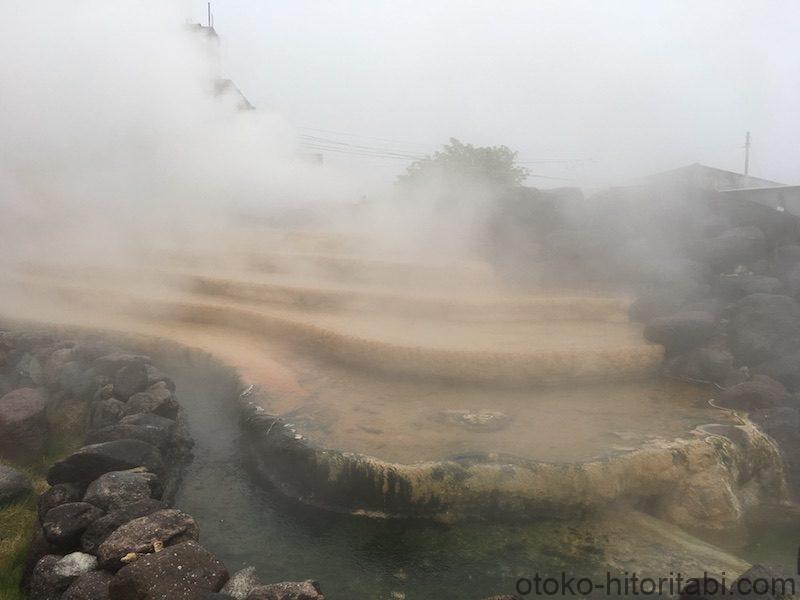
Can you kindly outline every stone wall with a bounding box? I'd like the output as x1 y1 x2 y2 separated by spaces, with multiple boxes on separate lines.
0 328 325 600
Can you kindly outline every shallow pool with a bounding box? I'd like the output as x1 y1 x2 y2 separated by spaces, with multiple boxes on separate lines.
159 349 771 600
164 351 611 599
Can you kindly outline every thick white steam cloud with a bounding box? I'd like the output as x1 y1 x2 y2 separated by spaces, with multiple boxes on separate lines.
0 2 362 267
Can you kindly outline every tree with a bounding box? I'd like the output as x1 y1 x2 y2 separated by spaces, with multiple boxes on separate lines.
398 138 529 188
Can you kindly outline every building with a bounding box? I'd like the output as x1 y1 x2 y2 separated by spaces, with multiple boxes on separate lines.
643 163 800 217
186 22 256 112
721 185 800 215
644 163 784 190
213 78 255 111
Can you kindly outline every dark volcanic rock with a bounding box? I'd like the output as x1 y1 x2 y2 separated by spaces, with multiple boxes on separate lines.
629 286 698 323
694 225 767 271
0 376 14 397
83 468 161 511
81 498 165 554
773 244 800 278
97 508 199 571
22 528 61 590
121 411 177 431
728 294 800 365
644 311 717 353
42 502 105 549
30 552 99 599
72 340 118 363
246 581 325 600
15 353 44 387
62 569 113 600
221 566 259 599
86 413 177 449
0 463 32 503
56 361 91 398
724 366 752 388
145 364 176 391
728 564 793 600
37 483 84 521
681 296 726 319
0 387 48 458
784 264 800 297
90 396 126 430
29 554 64 600
678 576 726 600
114 362 150 400
93 383 115 401
47 439 164 485
752 259 771 275
42 348 76 389
51 552 98 589
91 353 151 378
667 346 734 385
754 349 800 391
751 405 800 433
108 540 228 599
718 376 793 410
718 274 783 299
124 382 179 420
749 408 800 499
9 331 57 353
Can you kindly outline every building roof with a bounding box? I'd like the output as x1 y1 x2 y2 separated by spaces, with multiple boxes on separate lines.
721 184 800 194
643 163 786 190
213 78 255 111
185 23 219 39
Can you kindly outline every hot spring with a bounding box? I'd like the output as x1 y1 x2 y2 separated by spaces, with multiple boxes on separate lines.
0 224 791 597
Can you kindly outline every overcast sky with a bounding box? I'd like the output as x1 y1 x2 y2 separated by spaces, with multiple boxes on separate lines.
182 0 799 187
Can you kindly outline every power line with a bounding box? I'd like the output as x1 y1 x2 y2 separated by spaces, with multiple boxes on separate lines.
298 125 591 166
517 158 594 165
297 126 431 149
522 173 575 181
297 126 581 181
302 148 575 180
299 142 576 177
298 135 426 159
298 141 422 159
298 143 421 161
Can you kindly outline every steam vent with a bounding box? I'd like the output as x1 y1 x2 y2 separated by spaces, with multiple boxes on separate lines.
1 227 784 532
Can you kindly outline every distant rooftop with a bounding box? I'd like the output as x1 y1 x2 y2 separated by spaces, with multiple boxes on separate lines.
185 22 219 39
644 163 786 191
213 78 255 111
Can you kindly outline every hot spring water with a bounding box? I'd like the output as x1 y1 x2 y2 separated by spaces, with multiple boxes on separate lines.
162 349 772 599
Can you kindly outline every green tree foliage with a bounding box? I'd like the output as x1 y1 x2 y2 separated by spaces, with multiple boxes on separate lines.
398 138 529 187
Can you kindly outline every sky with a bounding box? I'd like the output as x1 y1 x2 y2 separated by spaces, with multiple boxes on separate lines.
184 0 800 188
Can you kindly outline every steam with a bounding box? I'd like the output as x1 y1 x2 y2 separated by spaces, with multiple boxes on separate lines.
2 1 790 298
0 2 360 268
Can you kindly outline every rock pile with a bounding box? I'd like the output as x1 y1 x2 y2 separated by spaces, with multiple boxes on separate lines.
0 387 48 458
623 214 800 499
488 187 800 502
0 329 325 600
0 462 32 503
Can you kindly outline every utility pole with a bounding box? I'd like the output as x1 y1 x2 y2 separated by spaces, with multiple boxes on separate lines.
744 131 751 176
207 2 212 27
